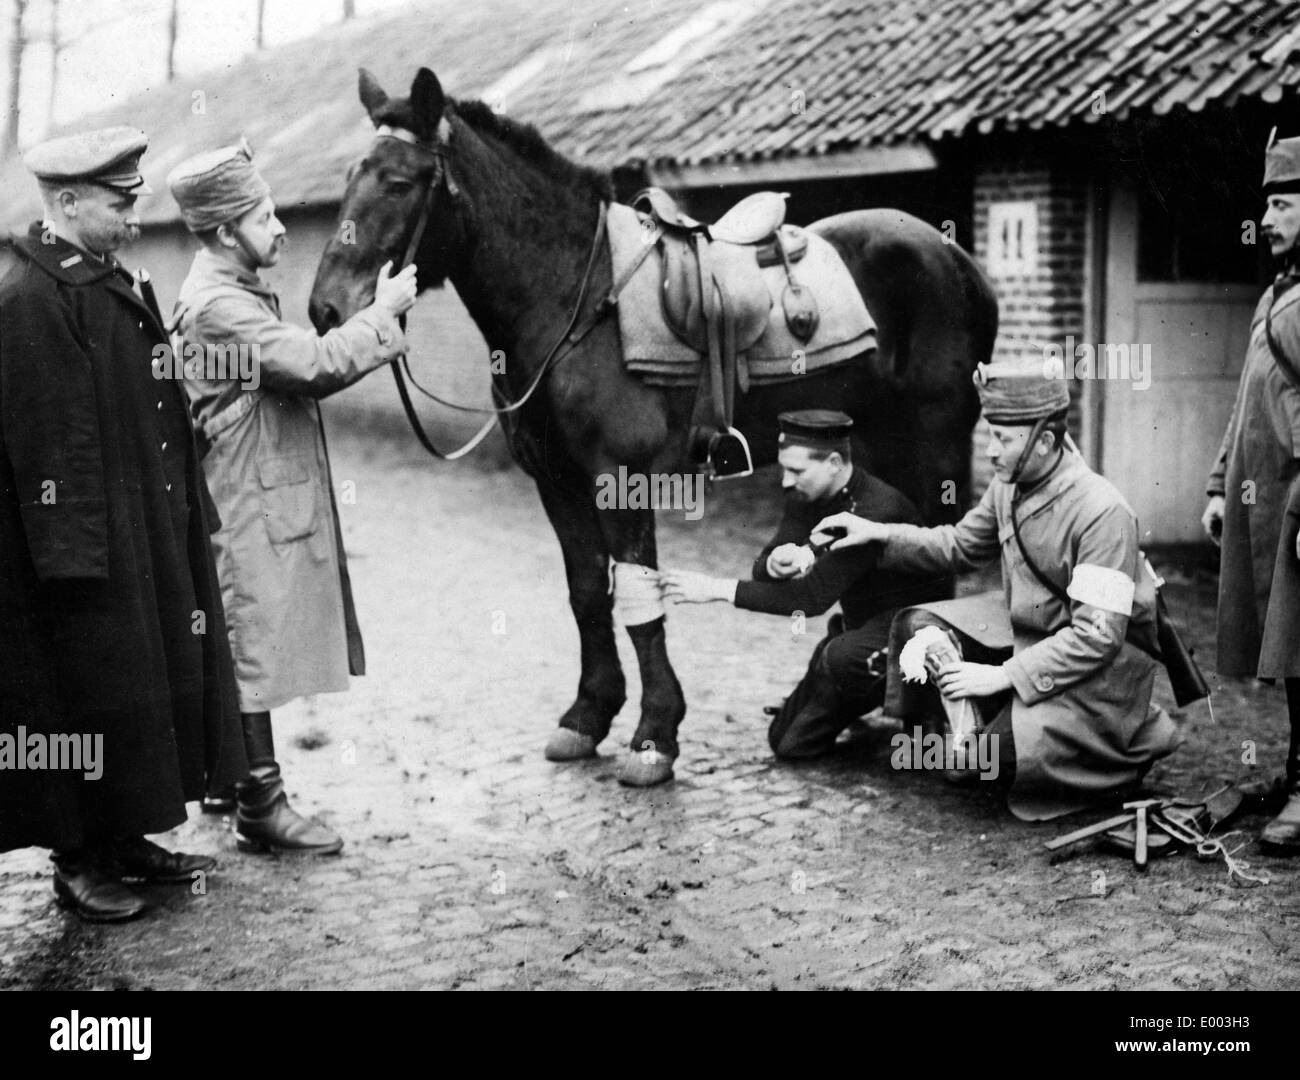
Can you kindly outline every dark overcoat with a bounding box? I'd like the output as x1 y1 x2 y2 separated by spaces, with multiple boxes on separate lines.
1209 277 1300 679
0 223 246 853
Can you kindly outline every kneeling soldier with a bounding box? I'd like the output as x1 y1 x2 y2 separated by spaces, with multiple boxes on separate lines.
814 363 1183 819
166 140 417 854
662 410 947 758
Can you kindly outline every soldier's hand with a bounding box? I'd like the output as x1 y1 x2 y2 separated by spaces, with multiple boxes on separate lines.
937 661 1013 699
811 512 889 551
1200 495 1225 548
374 260 419 316
660 569 733 604
766 543 811 579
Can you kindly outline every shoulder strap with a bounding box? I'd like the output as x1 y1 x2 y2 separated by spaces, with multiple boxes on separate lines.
1265 278 1300 394
1010 497 1070 605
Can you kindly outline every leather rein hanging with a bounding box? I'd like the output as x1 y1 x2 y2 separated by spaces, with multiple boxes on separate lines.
374 121 618 460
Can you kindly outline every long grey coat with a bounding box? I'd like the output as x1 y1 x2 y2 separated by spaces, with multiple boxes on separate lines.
878 451 1182 820
1208 278 1300 679
174 249 405 713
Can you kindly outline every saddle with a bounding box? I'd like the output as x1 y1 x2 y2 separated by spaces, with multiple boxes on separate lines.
634 187 820 478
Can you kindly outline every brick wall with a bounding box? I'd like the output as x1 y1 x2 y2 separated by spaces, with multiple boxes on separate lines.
969 156 1090 496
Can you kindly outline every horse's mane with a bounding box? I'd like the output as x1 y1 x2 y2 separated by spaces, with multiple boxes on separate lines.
373 95 613 203
453 100 614 203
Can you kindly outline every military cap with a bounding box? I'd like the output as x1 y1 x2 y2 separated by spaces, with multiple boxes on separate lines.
167 138 271 233
974 360 1070 424
1264 128 1300 196
777 409 853 452
23 126 152 194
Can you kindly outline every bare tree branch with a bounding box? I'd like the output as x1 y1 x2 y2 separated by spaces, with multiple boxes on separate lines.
45 0 59 137
165 0 177 81
5 0 29 153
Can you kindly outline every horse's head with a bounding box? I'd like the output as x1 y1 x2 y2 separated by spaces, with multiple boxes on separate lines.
309 67 458 332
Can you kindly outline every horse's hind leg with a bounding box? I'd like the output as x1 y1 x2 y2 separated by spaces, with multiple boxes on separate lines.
597 505 685 787
535 475 627 760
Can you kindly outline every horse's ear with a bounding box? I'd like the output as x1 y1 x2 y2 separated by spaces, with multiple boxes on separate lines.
358 68 389 122
410 68 446 141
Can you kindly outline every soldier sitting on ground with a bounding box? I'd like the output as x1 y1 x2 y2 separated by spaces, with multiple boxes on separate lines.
813 363 1184 820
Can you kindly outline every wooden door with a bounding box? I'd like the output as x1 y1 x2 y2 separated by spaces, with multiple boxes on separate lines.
1102 180 1257 543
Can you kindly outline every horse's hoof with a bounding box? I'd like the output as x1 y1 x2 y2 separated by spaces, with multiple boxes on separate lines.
544 729 598 761
615 750 675 787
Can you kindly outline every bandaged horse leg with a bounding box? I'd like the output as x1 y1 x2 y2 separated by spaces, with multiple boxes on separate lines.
600 506 685 787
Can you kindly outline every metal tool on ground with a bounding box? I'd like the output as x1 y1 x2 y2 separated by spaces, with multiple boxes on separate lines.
1045 789 1271 885
1123 798 1161 868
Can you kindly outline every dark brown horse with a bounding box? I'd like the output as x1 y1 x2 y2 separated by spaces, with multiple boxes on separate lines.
309 68 997 786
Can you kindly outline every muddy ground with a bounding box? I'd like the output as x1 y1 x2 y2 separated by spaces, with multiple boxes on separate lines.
1 424 1297 990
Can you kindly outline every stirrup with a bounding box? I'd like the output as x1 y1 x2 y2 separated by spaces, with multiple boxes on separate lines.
706 427 753 480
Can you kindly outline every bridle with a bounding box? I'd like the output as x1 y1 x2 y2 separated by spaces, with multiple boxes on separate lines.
368 118 615 460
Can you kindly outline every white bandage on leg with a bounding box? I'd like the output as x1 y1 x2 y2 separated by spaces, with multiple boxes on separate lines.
610 561 666 627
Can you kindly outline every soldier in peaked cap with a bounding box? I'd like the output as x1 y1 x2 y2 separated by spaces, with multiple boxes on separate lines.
0 127 247 921
814 363 1182 820
167 139 418 855
660 409 948 760
1203 131 1300 852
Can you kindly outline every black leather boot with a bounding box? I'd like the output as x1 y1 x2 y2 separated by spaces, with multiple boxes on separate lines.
234 711 343 856
1261 692 1300 853
52 847 147 922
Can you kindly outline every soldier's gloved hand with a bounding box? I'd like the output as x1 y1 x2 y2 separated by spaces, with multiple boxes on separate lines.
1201 494 1225 548
374 260 419 317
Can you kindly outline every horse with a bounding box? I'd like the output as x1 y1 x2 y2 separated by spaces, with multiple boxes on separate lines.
309 67 998 787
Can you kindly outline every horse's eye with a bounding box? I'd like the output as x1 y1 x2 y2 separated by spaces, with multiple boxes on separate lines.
386 180 414 197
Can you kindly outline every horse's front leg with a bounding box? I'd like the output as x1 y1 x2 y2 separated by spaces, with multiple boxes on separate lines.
596 505 685 787
535 475 628 761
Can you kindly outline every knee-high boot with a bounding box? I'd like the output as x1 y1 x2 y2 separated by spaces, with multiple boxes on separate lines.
1261 680 1300 852
235 711 343 855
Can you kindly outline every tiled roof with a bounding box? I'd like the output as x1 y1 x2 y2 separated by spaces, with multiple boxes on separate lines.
4 0 1298 225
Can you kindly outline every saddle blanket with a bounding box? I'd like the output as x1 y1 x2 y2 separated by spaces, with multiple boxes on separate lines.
607 201 876 387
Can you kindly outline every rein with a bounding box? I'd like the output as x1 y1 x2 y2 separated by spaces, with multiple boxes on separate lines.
373 121 617 460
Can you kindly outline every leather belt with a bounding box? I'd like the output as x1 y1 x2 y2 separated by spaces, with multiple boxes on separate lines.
199 389 260 446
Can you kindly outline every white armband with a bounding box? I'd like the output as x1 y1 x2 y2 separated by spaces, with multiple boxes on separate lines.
1066 563 1135 616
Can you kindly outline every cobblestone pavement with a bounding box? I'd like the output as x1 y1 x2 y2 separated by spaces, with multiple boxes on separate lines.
2 427 1298 990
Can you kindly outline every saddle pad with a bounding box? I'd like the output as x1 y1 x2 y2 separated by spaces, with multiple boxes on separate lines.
607 202 876 386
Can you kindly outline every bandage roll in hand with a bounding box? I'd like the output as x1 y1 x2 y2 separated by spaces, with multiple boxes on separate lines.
898 625 980 741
